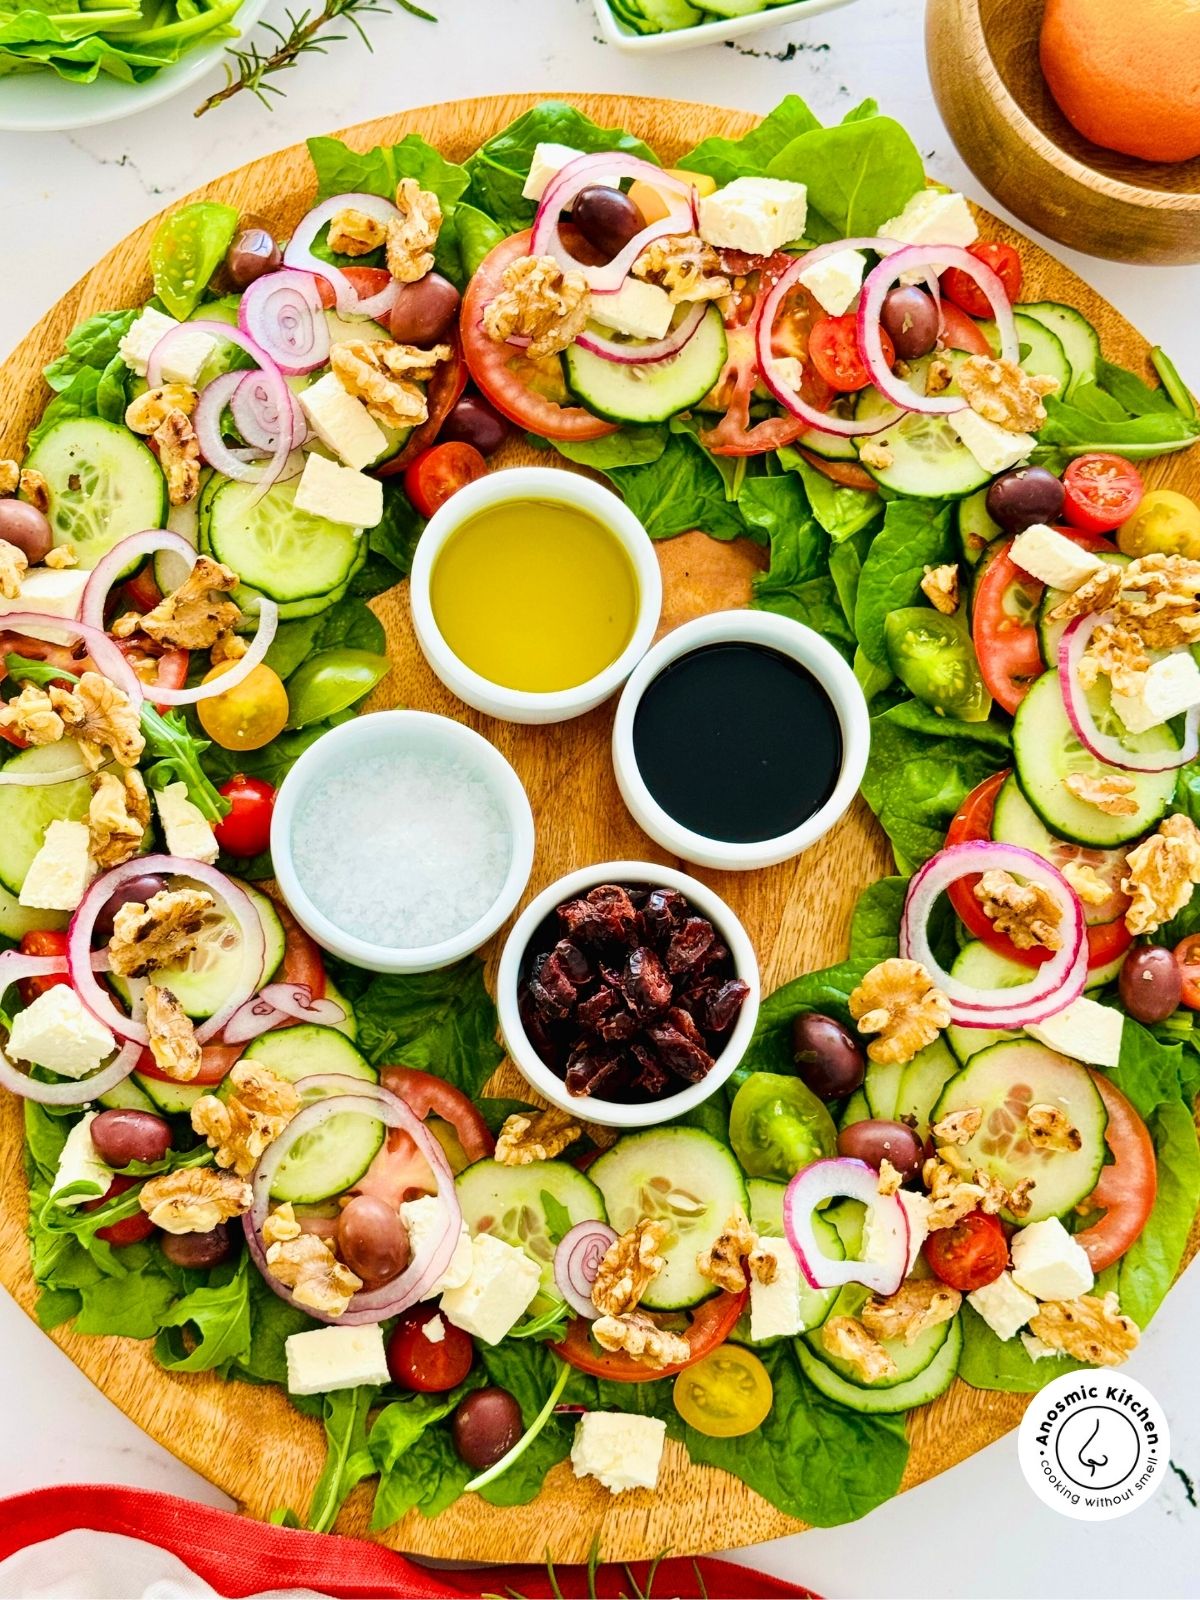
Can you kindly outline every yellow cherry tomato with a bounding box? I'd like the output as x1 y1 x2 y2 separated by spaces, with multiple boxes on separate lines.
672 1344 773 1439
196 661 289 752
628 167 717 226
1117 488 1200 559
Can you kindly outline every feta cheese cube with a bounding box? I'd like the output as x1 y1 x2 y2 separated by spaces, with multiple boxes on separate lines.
294 452 381 529
10 985 116 1081
119 307 180 377
49 1112 113 1208
521 143 617 203
880 189 979 249
864 1189 930 1275
1111 652 1200 734
439 1232 540 1344
400 1196 474 1292
285 1323 391 1396
298 374 388 471
1021 1331 1066 1362
422 1312 446 1344
19 819 94 912
798 248 867 316
570 1412 667 1495
154 781 219 865
967 1271 1037 1341
1010 523 1106 591
158 328 218 388
749 1237 805 1341
0 568 90 643
588 279 674 342
1025 995 1124 1069
949 410 1036 477
1010 1218 1095 1302
698 177 808 256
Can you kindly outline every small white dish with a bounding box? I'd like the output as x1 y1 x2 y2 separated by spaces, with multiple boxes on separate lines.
270 709 535 975
496 860 760 1130
409 467 662 726
592 0 860 54
611 609 869 871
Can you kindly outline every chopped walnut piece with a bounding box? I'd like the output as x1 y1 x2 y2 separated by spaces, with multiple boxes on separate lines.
113 556 241 651
19 469 49 514
329 339 451 430
859 437 894 471
973 868 1064 950
591 1218 670 1317
1123 813 1200 934
922 1155 989 1231
1116 553 1200 649
849 958 951 1065
1078 621 1150 696
191 1059 301 1177
386 179 442 283
931 1107 982 1146
924 357 954 397
822 1316 898 1382
877 1159 902 1197
1063 771 1139 817
267 1233 362 1317
262 1201 302 1247
211 631 248 664
482 253 591 360
0 540 26 600
125 384 199 436
327 206 388 256
1026 1102 1082 1153
0 683 63 746
494 1106 582 1166
1029 1291 1139 1367
88 769 149 869
696 1210 762 1294
44 545 76 570
1008 1177 1036 1220
592 1310 690 1368
1046 564 1122 624
0 459 17 496
920 563 959 614
958 355 1058 432
632 234 731 304
48 672 144 771
1062 860 1112 908
861 1279 962 1347
108 887 215 977
139 1167 252 1234
153 410 201 507
144 984 201 1082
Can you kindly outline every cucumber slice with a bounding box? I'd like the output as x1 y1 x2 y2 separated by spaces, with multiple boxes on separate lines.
203 477 364 604
628 0 701 30
839 1087 871 1131
894 1038 959 1140
795 1312 962 1413
1037 550 1129 667
958 488 1001 568
855 356 989 499
1013 671 1178 847
136 1072 207 1115
945 942 1025 1064
0 878 67 940
727 1179 842 1346
0 740 96 894
804 1282 955 1389
1018 301 1100 397
23 419 166 571
324 976 357 1041
563 305 727 425
796 414 860 462
992 773 1132 927
865 1059 905 1121
455 1157 606 1293
931 1039 1107 1222
1013 312 1072 394
589 1128 748 1310
98 1076 158 1114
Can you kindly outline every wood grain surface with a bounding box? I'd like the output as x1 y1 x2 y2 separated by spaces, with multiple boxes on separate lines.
0 92 1197 1564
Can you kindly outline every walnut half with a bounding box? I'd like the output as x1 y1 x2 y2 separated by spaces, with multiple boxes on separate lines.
591 1218 669 1318
592 1310 690 1368
191 1059 300 1177
267 1233 362 1317
1029 1292 1139 1367
861 1279 961 1347
494 1106 581 1166
139 1167 252 1234
849 958 951 1065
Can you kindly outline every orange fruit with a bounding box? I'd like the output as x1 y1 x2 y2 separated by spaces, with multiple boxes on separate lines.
1040 0 1200 164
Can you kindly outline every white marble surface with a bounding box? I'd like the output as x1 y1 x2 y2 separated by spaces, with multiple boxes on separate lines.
1 1 1199 1593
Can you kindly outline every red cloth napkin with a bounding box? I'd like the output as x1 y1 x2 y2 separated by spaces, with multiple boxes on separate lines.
0 1486 816 1599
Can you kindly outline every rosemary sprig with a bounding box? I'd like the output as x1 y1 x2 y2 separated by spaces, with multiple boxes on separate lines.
195 0 435 117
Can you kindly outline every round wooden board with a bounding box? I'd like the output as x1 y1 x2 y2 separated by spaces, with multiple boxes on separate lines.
1 93 1197 1564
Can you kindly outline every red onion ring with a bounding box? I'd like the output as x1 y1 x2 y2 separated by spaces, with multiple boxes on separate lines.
553 1219 618 1320
244 1077 462 1325
783 1158 909 1297
574 301 707 366
532 152 696 295
0 1034 140 1107
222 982 346 1046
1058 615 1199 772
283 193 401 318
238 269 330 376
230 372 308 455
900 841 1087 1027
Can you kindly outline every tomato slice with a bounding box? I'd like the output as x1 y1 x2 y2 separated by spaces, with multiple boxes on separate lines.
938 301 994 356
970 541 1046 714
553 1285 748 1382
136 1042 239 1085
1074 1073 1157 1272
1063 455 1145 535
809 313 895 393
377 338 469 477
793 447 879 494
1173 933 1200 1009
460 231 616 442
402 441 487 517
274 896 326 999
354 1064 496 1210
314 266 393 309
153 647 189 717
940 243 1023 321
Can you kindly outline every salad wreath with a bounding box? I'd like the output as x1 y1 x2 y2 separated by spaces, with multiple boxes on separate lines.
1 94 1199 1535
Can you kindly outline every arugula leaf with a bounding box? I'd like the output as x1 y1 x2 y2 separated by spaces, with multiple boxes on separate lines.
599 431 748 542
1036 396 1200 461
471 1342 573 1507
539 1189 573 1247
151 203 240 321
339 957 504 1098
308 133 470 212
553 427 668 471
678 95 822 184
155 1256 253 1373
307 1385 380 1533
853 498 955 668
140 705 229 823
767 115 925 239
43 310 137 393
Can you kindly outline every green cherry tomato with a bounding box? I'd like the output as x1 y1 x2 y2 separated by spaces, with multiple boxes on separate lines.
150 201 240 320
728 1071 837 1182
884 607 992 722
283 649 390 730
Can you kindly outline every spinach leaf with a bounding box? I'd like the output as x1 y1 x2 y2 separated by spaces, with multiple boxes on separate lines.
308 133 470 212
828 524 874 633
854 498 955 668
150 203 240 321
678 95 822 184
746 484 855 659
738 955 878 1081
848 877 909 960
1096 357 1180 417
27 368 102 451
230 1271 315 1387
155 1256 253 1373
553 427 668 471
43 309 137 393
307 1385 380 1533
201 718 352 794
600 431 747 542
369 480 426 578
472 1341 574 1507
435 202 506 288
778 449 884 544
369 1378 482 1529
341 958 504 1098
768 115 925 239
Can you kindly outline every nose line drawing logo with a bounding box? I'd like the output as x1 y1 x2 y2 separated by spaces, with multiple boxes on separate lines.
1076 1417 1108 1477
1018 1373 1169 1521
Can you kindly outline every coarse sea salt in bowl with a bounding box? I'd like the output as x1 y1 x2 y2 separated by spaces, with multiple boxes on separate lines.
270 710 535 974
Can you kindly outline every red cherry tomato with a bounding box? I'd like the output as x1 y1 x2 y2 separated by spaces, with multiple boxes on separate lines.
924 1209 1008 1292
403 441 488 518
554 1285 748 1382
809 313 895 393
86 1175 156 1247
122 566 163 614
214 774 276 857
152 648 190 716
17 929 70 1005
940 242 1024 320
1173 933 1200 1009
386 1304 474 1391
1062 455 1145 535
314 266 393 308
1074 1073 1157 1272
938 301 994 356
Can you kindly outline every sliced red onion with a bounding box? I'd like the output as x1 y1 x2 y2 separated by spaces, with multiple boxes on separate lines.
283 193 401 317
1059 615 1199 772
783 1158 909 1297
0 1034 140 1107
238 269 330 375
244 1078 462 1326
901 841 1087 1027
532 152 696 295
554 1220 618 1320
574 301 707 366
230 371 307 455
223 982 346 1046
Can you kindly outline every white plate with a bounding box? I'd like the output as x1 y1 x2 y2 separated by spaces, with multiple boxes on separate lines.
592 0 861 53
0 0 268 133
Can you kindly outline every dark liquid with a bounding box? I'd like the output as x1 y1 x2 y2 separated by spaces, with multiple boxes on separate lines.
631 643 843 844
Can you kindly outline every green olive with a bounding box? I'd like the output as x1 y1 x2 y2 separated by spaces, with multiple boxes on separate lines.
283 649 390 729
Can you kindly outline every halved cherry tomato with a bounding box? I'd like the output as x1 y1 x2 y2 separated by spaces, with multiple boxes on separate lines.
17 929 70 1005
673 1344 773 1437
809 313 895 393
86 1175 156 1247
1173 933 1200 1009
403 440 488 517
355 1066 496 1210
122 566 163 614
377 339 468 476
1063 455 1145 535
386 1303 474 1391
938 301 993 356
153 647 189 716
1075 1073 1156 1272
924 1209 1008 1292
213 774 276 858
554 1285 748 1382
940 242 1023 321
314 266 393 308
135 1042 239 1086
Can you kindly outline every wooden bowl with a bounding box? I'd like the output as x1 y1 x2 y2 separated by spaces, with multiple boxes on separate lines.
926 0 1200 264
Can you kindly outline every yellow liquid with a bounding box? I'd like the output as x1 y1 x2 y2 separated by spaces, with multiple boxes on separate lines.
430 499 640 692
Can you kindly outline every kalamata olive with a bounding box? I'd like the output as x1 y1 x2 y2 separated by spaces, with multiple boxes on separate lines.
389 272 461 346
570 185 646 261
93 873 168 942
337 1193 411 1289
986 465 1066 535
226 227 281 289
791 1012 866 1101
90 1109 172 1168
879 286 940 361
439 393 509 457
1119 944 1182 1024
160 1224 234 1270
837 1118 924 1182
451 1386 523 1471
0 499 52 564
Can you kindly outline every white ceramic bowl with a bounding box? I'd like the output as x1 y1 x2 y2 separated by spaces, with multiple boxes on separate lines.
497 860 761 1130
592 0 860 54
409 467 662 726
611 609 869 871
270 709 535 975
